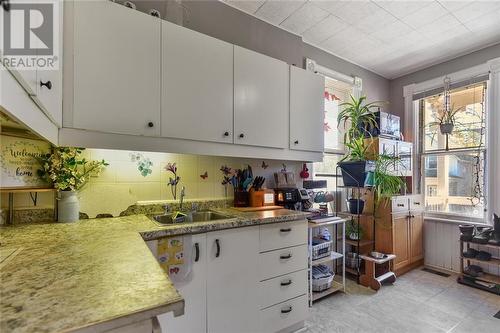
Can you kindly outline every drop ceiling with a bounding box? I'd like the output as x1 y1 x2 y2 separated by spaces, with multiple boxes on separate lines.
221 0 500 79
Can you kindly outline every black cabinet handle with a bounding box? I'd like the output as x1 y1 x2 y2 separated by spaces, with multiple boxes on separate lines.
1 0 10 12
280 228 292 233
281 306 292 314
239 133 244 138
40 80 52 90
148 122 154 128
280 279 292 286
194 242 200 262
294 140 299 145
224 131 229 137
215 239 220 258
280 253 292 260
413 202 420 205
397 203 404 207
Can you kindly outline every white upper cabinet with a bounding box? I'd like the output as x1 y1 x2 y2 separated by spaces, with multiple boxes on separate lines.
289 66 324 152
72 0 160 136
161 21 233 143
234 46 288 149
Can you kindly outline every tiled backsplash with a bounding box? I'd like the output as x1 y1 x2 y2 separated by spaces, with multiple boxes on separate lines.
1 149 303 218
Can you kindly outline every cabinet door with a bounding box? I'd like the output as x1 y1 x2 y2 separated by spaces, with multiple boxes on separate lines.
392 213 410 270
234 46 288 148
289 66 324 152
35 0 63 127
1 0 38 95
158 234 207 333
410 212 424 263
162 21 233 143
72 0 160 136
207 226 260 333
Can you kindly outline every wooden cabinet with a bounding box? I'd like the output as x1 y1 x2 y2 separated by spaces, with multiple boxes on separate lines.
289 66 324 152
158 234 207 333
207 226 260 333
375 195 424 275
161 21 233 143
72 0 160 136
392 213 411 271
410 212 424 263
234 46 288 149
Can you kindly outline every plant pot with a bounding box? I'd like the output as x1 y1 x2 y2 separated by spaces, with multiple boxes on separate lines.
338 160 375 187
58 190 80 222
440 123 454 135
349 232 361 241
347 198 365 214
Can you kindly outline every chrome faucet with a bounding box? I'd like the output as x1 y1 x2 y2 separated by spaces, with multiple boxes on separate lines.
179 186 186 211
163 204 171 215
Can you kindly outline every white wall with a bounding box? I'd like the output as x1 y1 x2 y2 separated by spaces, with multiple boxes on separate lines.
424 219 500 276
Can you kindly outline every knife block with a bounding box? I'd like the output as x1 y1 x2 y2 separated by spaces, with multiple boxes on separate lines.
234 190 249 207
249 189 264 207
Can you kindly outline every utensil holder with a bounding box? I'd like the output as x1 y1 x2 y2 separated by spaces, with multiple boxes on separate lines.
234 190 249 207
249 189 264 207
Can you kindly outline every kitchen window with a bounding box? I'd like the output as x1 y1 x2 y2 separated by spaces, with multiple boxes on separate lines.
417 80 488 220
312 76 354 193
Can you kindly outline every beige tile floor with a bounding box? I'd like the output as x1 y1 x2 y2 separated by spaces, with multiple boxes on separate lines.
306 268 500 332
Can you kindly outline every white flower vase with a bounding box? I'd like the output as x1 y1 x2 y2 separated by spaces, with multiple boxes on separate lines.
58 191 80 222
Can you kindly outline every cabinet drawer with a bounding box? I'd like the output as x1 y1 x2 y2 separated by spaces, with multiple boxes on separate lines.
259 244 308 281
259 269 307 309
391 196 408 213
260 295 309 333
260 220 307 252
409 195 424 211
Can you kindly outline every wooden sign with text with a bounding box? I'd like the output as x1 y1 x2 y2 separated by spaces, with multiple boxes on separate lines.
0 135 52 189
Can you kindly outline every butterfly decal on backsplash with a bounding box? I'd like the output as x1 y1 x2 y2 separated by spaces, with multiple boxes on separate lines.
200 171 208 180
261 161 268 169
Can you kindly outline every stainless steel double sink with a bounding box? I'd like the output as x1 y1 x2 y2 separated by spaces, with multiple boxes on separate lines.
150 210 234 226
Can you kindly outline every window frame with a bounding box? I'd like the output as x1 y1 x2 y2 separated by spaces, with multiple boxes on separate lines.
404 59 500 224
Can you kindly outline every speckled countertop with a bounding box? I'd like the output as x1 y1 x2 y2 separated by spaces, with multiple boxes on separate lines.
0 208 309 333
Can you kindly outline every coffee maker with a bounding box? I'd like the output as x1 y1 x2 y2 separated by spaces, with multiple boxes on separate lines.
274 188 310 210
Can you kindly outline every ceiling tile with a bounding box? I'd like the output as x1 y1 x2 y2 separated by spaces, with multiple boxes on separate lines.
223 0 265 14
254 0 306 25
374 0 433 20
331 1 381 24
451 1 500 23
355 6 398 34
280 2 329 34
464 9 500 32
302 14 348 44
437 0 469 12
416 14 463 38
309 0 350 15
403 1 449 29
370 20 413 43
222 0 500 79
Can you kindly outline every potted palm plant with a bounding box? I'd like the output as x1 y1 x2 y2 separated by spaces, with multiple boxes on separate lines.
337 95 384 187
373 154 405 209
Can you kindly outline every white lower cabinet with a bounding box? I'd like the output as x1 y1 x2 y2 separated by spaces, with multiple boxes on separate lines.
207 226 260 333
158 233 207 333
260 295 309 333
156 220 308 333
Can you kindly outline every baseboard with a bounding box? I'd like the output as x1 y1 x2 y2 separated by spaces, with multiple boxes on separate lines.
423 263 459 275
394 259 424 276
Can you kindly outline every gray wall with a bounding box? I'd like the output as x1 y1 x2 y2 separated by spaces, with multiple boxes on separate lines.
389 43 500 130
131 0 390 102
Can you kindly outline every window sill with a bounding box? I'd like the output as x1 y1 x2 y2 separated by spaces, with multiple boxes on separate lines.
423 213 490 226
